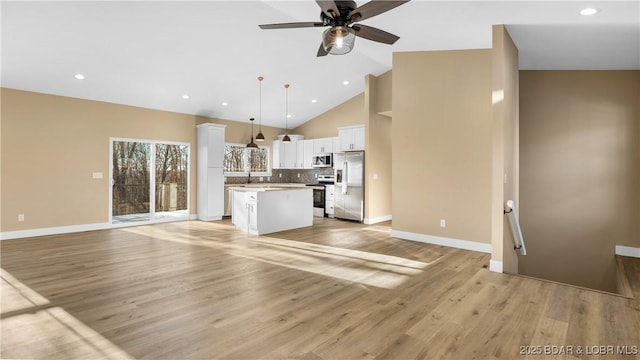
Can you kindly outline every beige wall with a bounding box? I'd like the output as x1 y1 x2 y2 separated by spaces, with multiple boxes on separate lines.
292 93 364 139
364 74 392 221
374 70 392 114
196 117 282 146
491 25 520 273
519 71 640 292
1 88 282 232
392 49 493 244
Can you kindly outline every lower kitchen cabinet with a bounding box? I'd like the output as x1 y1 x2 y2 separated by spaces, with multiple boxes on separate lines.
325 185 335 218
231 187 313 235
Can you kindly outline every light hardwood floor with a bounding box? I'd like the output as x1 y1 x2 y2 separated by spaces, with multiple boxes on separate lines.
1 218 639 359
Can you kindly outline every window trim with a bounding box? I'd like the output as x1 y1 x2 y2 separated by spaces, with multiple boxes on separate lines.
223 142 272 177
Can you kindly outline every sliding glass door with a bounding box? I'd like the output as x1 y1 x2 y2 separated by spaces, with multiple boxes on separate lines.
154 143 189 220
111 139 189 224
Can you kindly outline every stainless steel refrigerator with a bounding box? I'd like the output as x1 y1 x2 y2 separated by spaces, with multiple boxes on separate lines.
334 151 364 222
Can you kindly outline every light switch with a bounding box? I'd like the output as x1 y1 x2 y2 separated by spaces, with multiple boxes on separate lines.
373 173 379 180
92 172 103 179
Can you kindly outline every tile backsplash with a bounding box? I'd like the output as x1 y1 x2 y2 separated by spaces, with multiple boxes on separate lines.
224 168 334 185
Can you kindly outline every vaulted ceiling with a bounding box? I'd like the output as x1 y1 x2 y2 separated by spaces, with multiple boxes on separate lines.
2 1 639 129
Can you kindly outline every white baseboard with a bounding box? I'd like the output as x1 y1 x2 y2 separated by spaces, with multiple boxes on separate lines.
1 222 113 240
1 214 199 240
616 245 640 258
390 230 492 254
489 260 503 273
364 214 392 225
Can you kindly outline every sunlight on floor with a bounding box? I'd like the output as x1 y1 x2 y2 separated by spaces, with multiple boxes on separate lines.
1 268 50 314
1 268 134 359
122 223 436 289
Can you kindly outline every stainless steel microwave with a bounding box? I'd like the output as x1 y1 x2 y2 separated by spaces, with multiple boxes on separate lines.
312 153 333 168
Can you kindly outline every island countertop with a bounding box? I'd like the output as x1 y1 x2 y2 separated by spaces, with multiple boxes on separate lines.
227 186 313 192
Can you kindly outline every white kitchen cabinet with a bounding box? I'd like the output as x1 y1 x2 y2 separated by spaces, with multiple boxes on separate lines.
296 140 305 169
272 140 282 169
338 125 365 151
325 184 335 218
272 135 304 169
197 123 226 221
303 140 314 169
231 187 312 235
313 137 336 154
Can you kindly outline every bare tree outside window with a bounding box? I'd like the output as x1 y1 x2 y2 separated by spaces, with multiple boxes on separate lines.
155 144 188 212
112 140 190 222
112 141 151 216
224 145 246 172
224 144 269 175
248 147 268 172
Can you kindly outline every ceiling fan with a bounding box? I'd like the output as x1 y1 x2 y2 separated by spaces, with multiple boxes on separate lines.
259 0 410 57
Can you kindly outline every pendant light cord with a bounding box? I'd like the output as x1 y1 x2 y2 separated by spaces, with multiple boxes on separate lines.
282 84 291 143
285 84 289 134
258 76 263 132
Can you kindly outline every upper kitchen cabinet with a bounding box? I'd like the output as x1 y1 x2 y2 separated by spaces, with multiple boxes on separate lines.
198 123 225 168
338 125 365 151
313 137 337 154
273 135 304 169
303 140 314 169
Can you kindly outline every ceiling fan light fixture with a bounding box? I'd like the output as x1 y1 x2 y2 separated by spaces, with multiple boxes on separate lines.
322 26 355 55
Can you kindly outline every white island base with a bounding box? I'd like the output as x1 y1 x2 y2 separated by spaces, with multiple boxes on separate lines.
231 187 313 235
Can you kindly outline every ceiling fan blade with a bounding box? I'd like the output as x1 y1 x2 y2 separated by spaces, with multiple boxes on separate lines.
259 22 324 30
316 0 340 18
352 24 399 45
348 0 410 22
317 43 329 57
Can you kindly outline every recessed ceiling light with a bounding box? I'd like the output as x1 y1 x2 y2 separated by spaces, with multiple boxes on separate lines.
74 73 85 80
287 114 292 118
311 99 317 103
222 102 228 106
580 7 599 15
343 80 350 85
182 94 190 99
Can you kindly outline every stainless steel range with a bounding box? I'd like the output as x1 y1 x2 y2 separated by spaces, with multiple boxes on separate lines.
306 174 335 217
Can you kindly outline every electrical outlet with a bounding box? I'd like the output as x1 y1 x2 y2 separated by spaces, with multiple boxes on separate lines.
259 177 264 182
297 173 300 178
440 219 446 228
279 173 282 178
18 214 25 222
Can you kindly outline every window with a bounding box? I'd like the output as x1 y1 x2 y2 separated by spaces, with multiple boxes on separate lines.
224 143 270 176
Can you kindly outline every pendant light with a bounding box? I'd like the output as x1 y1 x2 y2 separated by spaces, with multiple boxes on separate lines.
246 117 258 148
282 83 291 143
255 76 265 142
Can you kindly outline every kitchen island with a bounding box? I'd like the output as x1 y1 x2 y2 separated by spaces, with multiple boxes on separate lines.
230 186 313 235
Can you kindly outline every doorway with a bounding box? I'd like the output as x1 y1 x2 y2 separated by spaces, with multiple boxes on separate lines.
110 139 190 224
